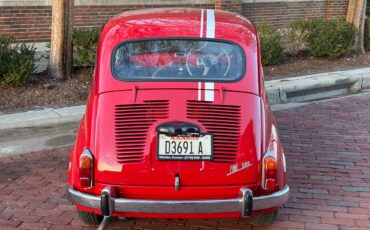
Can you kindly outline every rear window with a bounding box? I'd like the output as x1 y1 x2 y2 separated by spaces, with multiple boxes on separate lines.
112 39 245 82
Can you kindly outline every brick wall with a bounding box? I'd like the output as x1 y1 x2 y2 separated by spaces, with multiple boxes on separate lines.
216 0 242 13
241 0 349 28
0 0 215 42
0 6 52 42
74 4 215 29
326 0 349 19
0 0 349 42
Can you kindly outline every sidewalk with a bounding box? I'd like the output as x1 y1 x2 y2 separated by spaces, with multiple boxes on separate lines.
1 67 370 132
0 106 85 131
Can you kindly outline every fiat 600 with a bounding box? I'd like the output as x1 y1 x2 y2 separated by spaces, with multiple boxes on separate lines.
67 8 289 225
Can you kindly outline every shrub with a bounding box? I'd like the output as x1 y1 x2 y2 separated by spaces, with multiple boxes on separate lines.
285 20 311 56
3 59 34 86
0 35 16 78
0 34 14 46
305 18 356 59
257 24 284 66
365 18 370 51
0 35 37 86
73 28 99 66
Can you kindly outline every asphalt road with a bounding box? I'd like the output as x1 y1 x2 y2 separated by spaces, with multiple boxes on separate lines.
0 93 369 229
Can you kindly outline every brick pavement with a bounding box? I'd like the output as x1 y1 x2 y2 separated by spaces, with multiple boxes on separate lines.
0 93 370 229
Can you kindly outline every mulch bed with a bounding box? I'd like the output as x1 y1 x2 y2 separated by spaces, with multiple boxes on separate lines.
1 52 370 113
0 68 92 114
264 52 370 80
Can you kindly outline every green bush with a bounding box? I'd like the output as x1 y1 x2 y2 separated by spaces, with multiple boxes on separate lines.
0 35 16 78
0 34 14 46
257 24 284 66
0 35 37 86
73 28 99 66
285 20 311 56
305 18 356 59
365 18 370 51
3 59 34 86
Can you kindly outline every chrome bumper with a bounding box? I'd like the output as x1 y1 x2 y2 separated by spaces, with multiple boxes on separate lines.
66 185 289 217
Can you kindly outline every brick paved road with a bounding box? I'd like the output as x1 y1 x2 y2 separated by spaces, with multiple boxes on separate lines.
1 93 370 229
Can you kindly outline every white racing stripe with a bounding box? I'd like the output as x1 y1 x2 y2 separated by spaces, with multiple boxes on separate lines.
206 9 215 38
198 9 204 101
200 9 204 38
198 9 216 102
205 82 214 102
198 82 202 100
205 9 215 101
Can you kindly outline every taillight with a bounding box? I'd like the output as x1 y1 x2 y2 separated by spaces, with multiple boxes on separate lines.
262 125 278 190
79 149 93 189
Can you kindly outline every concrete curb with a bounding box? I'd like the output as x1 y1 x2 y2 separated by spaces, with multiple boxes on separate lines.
266 68 370 104
1 67 370 131
0 106 85 131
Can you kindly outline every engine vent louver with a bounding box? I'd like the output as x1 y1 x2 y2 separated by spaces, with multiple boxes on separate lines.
186 100 241 163
115 100 169 163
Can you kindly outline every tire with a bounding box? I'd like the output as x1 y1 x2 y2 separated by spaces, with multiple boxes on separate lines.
252 210 278 225
77 210 103 225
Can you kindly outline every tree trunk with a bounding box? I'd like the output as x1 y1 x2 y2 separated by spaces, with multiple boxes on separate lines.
215 0 222 10
65 0 74 78
49 0 74 80
347 0 367 54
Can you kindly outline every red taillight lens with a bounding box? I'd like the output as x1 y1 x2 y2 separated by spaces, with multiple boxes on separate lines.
79 149 93 188
265 157 277 178
262 125 278 190
263 156 277 190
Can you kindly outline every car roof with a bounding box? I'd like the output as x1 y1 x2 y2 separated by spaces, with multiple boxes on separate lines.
104 8 257 37
95 8 260 95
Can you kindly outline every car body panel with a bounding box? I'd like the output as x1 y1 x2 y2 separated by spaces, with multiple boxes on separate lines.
92 90 261 186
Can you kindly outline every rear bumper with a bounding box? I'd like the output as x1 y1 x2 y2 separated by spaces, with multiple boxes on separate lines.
66 185 289 217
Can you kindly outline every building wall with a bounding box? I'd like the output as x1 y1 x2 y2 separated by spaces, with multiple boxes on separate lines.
0 6 51 42
241 0 349 28
326 0 349 19
0 0 349 42
0 0 214 42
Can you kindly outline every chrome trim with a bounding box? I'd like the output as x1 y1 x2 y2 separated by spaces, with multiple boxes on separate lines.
253 185 290 211
66 185 289 216
114 197 243 214
67 188 100 210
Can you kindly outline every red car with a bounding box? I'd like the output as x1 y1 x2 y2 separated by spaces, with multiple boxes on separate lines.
67 8 289 225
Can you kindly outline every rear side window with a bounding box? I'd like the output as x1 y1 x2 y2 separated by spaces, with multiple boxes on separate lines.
112 39 245 82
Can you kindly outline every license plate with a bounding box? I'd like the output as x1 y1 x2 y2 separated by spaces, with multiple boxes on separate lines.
157 133 213 161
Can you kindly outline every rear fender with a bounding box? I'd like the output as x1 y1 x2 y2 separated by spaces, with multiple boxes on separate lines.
273 121 287 190
68 116 88 190
69 83 98 192
260 89 287 192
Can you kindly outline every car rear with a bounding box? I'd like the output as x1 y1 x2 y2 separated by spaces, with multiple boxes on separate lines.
67 8 289 223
